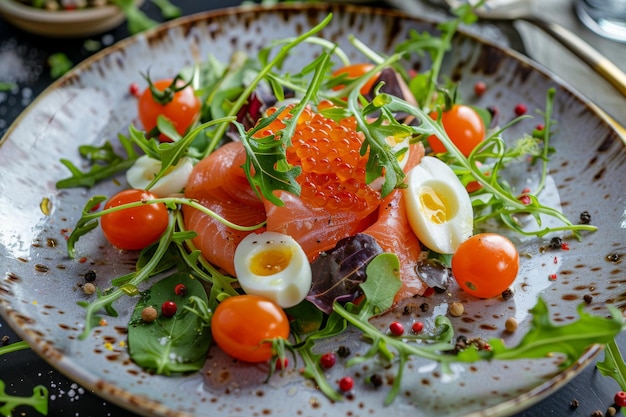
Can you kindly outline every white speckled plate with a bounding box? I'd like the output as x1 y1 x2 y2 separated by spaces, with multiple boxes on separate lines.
0 4 625 417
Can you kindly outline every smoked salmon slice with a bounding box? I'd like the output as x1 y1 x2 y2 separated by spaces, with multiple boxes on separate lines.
183 141 266 276
363 188 427 302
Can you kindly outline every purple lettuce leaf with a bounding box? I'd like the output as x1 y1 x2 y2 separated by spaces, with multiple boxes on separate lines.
306 233 383 314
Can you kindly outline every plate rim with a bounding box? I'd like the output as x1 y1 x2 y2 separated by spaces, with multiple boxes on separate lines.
0 3 622 417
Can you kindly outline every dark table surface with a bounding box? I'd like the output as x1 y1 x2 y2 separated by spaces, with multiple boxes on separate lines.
0 1 624 416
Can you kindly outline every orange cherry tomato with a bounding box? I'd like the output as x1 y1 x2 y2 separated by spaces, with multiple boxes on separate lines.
451 233 519 298
138 78 201 142
332 63 380 96
428 104 485 157
100 189 169 250
211 295 290 363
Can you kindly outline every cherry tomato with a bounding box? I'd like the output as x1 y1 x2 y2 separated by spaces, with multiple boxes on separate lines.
451 233 519 298
332 63 380 95
138 78 201 142
428 104 485 157
211 295 290 363
100 189 169 250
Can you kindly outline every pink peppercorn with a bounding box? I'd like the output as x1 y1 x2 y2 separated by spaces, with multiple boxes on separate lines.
129 82 140 97
161 300 177 317
614 391 626 407
474 81 487 96
412 322 424 333
339 376 354 392
174 283 187 296
514 103 527 116
389 321 404 336
320 352 336 369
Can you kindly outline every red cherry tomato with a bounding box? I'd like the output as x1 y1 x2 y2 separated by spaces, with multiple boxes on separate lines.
138 78 201 142
428 104 485 157
100 189 169 250
451 233 519 298
332 63 379 95
211 295 290 363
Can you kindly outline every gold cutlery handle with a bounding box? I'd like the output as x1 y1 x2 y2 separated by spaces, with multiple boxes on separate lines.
525 16 626 98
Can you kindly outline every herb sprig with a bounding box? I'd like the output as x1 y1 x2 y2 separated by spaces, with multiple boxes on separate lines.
0 342 48 417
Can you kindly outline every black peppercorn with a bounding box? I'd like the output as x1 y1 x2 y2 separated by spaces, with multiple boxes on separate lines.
549 237 562 250
84 270 96 283
337 345 351 358
370 373 383 387
579 211 591 224
501 287 514 300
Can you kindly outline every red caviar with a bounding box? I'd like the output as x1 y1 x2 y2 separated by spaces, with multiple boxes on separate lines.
254 104 380 213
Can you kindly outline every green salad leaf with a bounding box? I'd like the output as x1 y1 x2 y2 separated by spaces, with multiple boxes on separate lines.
0 342 48 417
457 299 624 367
127 272 212 375
0 381 48 417
56 136 139 189
597 339 626 391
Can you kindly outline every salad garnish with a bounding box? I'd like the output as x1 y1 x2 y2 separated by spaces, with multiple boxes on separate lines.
50 3 623 410
0 341 48 417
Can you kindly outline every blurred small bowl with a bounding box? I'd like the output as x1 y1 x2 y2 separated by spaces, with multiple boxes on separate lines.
0 1 137 37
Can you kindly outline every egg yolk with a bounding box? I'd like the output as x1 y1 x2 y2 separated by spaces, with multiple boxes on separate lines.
249 247 292 276
419 184 457 225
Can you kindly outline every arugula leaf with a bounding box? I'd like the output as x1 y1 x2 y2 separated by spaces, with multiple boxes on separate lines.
457 299 624 368
127 272 211 375
144 116 236 189
111 0 159 34
597 339 626 391
0 342 48 417
237 115 302 207
0 381 48 417
0 82 16 91
149 0 181 20
56 136 139 189
48 53 73 79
